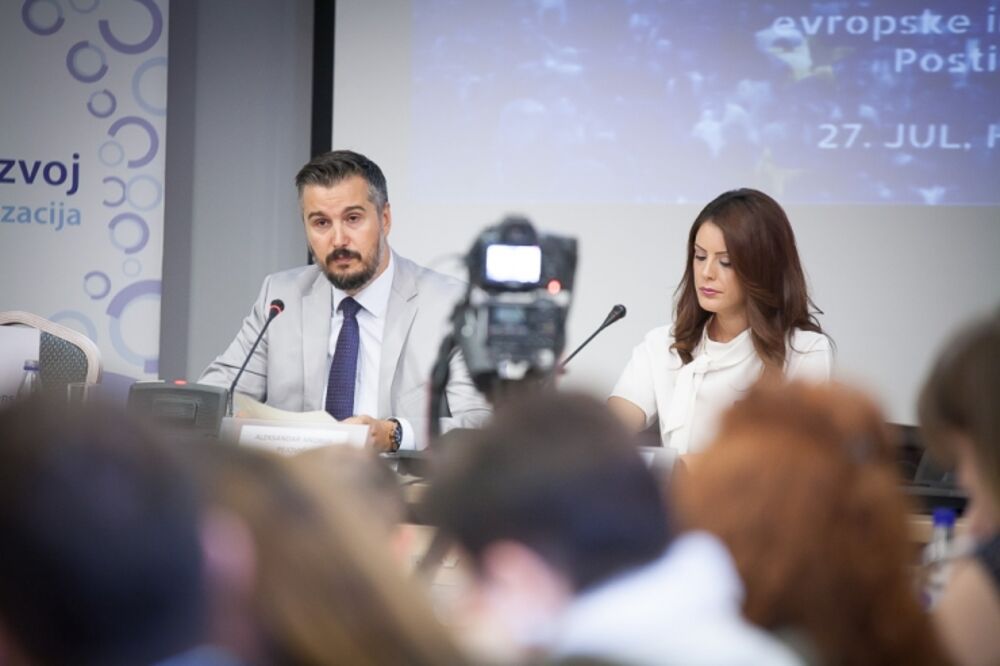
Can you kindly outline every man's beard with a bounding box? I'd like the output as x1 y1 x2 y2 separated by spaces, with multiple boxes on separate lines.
320 237 384 292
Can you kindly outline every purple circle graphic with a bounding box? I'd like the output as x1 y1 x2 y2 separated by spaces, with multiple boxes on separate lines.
106 280 160 374
122 258 142 277
66 40 108 83
69 0 100 12
108 212 149 254
127 175 162 211
49 310 98 344
99 140 124 167
131 56 167 116
99 0 163 55
102 176 126 206
87 89 117 118
84 271 112 299
22 0 64 36
107 116 158 168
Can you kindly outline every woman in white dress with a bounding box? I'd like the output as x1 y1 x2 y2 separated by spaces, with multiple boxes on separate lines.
609 188 833 453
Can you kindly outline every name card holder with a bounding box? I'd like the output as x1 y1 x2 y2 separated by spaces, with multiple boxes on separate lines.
221 417 370 455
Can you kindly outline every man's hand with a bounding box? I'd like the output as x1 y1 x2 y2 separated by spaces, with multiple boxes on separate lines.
343 415 396 453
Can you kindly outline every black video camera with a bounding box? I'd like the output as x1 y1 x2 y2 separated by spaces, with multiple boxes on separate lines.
453 216 577 395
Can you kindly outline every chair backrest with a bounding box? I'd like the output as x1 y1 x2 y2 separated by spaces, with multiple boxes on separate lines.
0 311 102 393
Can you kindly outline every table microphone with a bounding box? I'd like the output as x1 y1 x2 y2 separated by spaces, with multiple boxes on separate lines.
227 298 284 415
558 303 627 371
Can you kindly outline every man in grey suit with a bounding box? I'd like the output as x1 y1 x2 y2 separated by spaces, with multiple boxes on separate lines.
200 150 491 451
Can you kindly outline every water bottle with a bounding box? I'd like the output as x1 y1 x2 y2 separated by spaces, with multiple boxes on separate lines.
17 359 42 399
921 507 957 609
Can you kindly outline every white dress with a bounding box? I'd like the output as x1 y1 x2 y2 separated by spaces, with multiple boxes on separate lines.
611 325 832 453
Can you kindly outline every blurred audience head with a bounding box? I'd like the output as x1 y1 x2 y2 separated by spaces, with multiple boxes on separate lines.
0 397 206 666
292 445 406 531
677 381 945 665
291 445 418 568
919 308 1000 531
196 443 464 666
425 391 670 650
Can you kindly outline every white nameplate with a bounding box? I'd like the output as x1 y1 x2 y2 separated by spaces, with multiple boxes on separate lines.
222 418 369 455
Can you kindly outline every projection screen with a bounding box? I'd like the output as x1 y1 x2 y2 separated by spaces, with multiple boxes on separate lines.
332 0 1000 424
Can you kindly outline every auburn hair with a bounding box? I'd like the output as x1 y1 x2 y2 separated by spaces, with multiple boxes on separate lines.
672 189 824 374
676 382 947 666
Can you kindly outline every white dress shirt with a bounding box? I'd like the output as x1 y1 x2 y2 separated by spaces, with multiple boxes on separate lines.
611 324 832 453
549 532 802 665
323 255 415 450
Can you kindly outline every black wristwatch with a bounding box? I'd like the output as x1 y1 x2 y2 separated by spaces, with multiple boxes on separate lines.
387 418 402 452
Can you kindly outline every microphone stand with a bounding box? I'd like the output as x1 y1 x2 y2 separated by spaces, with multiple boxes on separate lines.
227 304 283 416
556 304 628 375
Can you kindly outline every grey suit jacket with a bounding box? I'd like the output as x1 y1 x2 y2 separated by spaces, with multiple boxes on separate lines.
199 253 491 447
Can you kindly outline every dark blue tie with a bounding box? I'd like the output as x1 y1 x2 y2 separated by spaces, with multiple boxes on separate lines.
325 297 362 420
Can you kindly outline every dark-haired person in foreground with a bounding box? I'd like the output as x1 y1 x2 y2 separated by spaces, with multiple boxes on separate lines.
200 150 491 451
0 398 228 666
609 188 832 454
425 392 800 665
920 309 1000 666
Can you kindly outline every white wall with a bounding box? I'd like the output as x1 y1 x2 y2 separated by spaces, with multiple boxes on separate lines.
161 0 313 381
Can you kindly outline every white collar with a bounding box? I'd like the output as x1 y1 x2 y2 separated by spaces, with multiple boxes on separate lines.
331 251 394 318
699 318 753 359
663 323 756 452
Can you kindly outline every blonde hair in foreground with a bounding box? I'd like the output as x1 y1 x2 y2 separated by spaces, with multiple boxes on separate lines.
200 445 465 666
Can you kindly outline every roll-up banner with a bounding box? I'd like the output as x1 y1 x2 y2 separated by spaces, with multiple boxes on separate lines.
0 0 169 389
